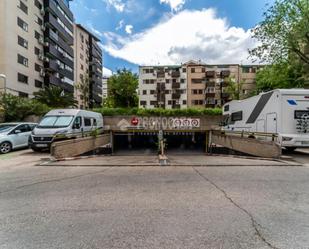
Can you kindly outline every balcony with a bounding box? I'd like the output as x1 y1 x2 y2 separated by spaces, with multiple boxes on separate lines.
172 82 180 88
221 81 229 87
157 71 165 78
206 71 215 78
206 81 215 87
45 44 73 68
171 71 180 78
172 93 181 99
206 93 216 98
46 28 74 57
45 13 73 45
45 0 73 34
44 0 73 22
156 83 166 91
45 75 74 93
221 70 230 77
45 60 59 72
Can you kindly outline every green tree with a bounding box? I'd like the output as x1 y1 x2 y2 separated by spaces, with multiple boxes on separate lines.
75 74 90 109
250 0 309 65
0 94 50 122
105 68 138 108
34 85 77 108
254 62 304 93
225 77 244 100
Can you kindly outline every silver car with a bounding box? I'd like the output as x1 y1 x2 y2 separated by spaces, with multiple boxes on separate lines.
0 123 37 154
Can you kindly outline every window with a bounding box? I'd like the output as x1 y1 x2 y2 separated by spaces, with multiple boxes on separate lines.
17 54 28 67
201 68 205 73
35 15 43 25
18 92 28 98
84 118 91 126
35 63 41 72
191 68 195 73
73 117 82 129
295 110 309 119
242 67 250 73
231 111 243 121
143 90 147 95
165 79 170 83
17 73 28 84
34 47 40 55
150 90 155 94
224 105 229 112
181 79 185 83
182 68 186 73
34 0 42 10
183 100 187 105
15 124 31 133
38 116 74 128
81 64 84 70
150 101 157 106
18 1 28 14
34 31 40 39
35 80 43 88
140 101 147 106
18 36 28 49
17 17 28 31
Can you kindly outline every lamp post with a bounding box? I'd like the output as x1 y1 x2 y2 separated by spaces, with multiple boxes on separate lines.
0 74 6 94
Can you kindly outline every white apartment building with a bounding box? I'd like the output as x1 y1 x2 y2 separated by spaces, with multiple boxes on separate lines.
139 65 187 109
0 0 45 97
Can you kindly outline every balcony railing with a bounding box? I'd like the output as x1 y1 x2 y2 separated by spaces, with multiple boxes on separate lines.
221 70 231 77
206 93 216 98
171 71 180 78
172 82 180 88
206 71 215 78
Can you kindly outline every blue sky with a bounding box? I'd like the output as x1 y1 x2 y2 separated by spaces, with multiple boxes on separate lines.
70 0 274 75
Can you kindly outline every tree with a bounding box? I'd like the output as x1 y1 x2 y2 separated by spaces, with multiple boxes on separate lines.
225 77 244 100
254 62 305 93
250 0 309 65
75 74 90 109
34 86 77 108
105 68 138 108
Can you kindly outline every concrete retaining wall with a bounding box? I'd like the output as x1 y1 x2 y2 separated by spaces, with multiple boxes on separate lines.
211 132 282 158
51 134 110 159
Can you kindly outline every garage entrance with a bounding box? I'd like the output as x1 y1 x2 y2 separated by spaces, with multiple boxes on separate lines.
113 131 206 155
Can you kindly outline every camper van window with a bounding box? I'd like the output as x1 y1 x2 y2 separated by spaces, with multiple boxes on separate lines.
231 111 243 122
93 119 97 126
73 117 82 128
295 110 309 119
224 105 229 112
84 118 91 127
38 116 74 128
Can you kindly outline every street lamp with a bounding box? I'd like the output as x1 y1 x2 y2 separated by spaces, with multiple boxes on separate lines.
0 74 6 94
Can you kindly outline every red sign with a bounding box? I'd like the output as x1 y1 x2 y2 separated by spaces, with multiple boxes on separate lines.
131 117 139 126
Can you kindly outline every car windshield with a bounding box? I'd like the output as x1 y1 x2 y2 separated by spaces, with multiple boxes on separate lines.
0 124 16 133
38 116 74 128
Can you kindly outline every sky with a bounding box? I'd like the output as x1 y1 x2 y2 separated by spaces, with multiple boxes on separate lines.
70 0 275 75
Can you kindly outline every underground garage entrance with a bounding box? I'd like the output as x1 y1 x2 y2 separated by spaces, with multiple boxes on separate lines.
113 132 207 155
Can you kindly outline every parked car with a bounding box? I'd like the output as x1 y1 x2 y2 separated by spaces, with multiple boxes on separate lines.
0 123 37 154
29 109 103 152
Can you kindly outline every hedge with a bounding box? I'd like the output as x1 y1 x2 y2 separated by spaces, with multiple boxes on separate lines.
93 107 222 116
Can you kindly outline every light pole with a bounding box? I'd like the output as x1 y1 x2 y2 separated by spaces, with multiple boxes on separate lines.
0 74 6 94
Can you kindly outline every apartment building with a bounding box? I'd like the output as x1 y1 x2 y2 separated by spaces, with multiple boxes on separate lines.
0 0 74 97
139 61 262 109
139 65 188 109
102 75 109 101
74 24 103 108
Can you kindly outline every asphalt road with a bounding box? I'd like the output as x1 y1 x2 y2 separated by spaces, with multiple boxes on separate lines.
0 150 309 249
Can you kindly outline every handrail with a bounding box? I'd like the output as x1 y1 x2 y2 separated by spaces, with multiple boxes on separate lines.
212 130 278 141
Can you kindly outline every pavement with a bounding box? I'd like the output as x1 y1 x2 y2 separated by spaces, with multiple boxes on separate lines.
0 149 309 249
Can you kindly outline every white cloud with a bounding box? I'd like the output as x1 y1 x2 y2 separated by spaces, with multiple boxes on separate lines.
125 25 133 34
103 9 258 65
116 20 125 30
160 0 186 12
103 67 113 77
104 0 125 12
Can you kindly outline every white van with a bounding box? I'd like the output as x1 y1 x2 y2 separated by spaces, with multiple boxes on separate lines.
29 109 103 151
222 89 309 151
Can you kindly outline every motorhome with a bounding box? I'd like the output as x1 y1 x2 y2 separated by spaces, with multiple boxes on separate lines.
222 89 309 151
29 109 103 151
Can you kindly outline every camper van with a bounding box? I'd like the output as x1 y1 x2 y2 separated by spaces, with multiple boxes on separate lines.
29 109 103 151
222 89 309 151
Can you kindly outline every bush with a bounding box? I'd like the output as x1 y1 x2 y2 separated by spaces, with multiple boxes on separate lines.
0 94 51 122
93 107 222 116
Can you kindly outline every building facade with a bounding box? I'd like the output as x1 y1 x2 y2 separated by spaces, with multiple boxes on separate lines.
102 76 109 101
139 65 187 109
74 24 103 108
0 0 74 98
139 61 262 109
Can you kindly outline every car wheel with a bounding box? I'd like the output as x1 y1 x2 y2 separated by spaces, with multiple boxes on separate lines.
0 142 12 154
